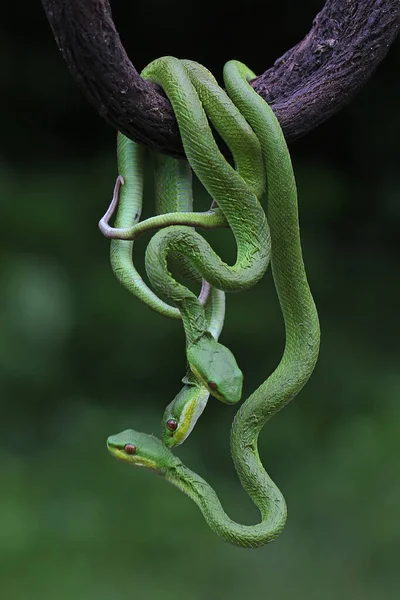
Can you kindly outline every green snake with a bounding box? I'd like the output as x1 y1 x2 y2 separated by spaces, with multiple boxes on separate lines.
154 152 228 446
143 58 270 405
100 134 230 442
162 285 226 447
147 149 229 445
101 57 271 405
107 58 320 548
100 133 242 405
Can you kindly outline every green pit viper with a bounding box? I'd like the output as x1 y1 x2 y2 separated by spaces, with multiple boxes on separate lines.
99 132 240 442
105 136 230 445
100 132 242 408
101 131 241 444
151 152 228 446
100 57 272 407
107 58 320 548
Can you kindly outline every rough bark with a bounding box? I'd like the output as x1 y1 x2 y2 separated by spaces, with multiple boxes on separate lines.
41 0 399 156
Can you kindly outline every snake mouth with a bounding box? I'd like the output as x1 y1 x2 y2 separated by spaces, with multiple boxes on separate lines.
107 441 158 470
107 444 126 461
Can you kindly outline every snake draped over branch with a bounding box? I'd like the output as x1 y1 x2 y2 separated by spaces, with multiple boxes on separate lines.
103 56 320 548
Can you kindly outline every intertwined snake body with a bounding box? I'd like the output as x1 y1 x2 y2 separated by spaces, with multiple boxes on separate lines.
107 59 320 548
144 59 270 342
103 137 228 441
151 151 228 445
102 58 274 406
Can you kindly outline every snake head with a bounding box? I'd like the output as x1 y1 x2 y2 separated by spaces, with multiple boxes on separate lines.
187 335 243 405
107 429 181 474
161 383 210 448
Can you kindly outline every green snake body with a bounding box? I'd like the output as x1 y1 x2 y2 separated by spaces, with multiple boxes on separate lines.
103 57 273 406
143 57 270 329
142 57 272 403
103 132 242 405
106 135 194 321
105 133 231 440
108 59 320 548
153 150 229 444
104 135 221 319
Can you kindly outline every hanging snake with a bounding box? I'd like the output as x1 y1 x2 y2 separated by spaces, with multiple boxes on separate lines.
143 58 270 406
101 134 229 442
100 58 272 406
152 153 228 446
107 58 320 548
145 148 230 445
100 131 243 404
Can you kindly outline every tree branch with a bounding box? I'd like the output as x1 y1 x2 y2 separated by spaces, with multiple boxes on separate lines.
41 0 399 156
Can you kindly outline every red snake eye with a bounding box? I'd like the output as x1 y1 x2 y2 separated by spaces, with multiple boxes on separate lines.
124 443 137 455
208 381 218 391
166 419 178 432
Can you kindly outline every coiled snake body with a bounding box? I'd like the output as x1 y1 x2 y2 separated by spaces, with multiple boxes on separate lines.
107 59 320 548
101 136 228 444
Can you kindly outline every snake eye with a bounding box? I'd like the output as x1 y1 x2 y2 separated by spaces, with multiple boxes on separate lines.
124 443 137 455
208 381 218 392
166 419 178 432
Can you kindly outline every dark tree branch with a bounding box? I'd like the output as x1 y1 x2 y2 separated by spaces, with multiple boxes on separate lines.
41 0 399 156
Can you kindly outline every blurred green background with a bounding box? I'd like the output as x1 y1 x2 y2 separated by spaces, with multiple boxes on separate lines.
1 1 400 598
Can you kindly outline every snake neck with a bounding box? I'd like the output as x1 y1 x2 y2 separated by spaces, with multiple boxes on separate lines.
145 222 270 347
